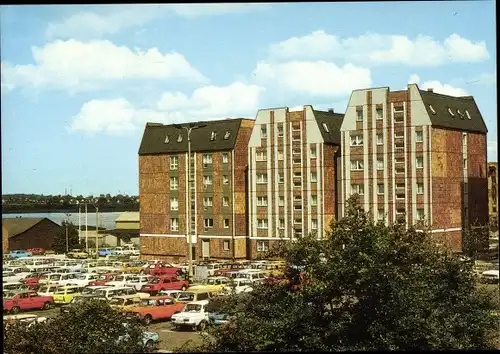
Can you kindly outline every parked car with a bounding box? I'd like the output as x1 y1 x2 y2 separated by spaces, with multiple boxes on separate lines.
66 249 89 259
3 282 29 293
140 275 189 296
121 261 148 274
3 291 54 314
93 286 149 300
8 250 33 259
53 285 84 304
188 277 230 292
39 272 80 286
175 290 216 303
143 263 184 277
88 273 117 286
67 273 101 287
205 263 228 277
127 275 153 291
4 314 48 327
37 284 60 297
3 271 26 283
105 274 138 287
22 272 49 288
125 295 185 325
214 263 247 276
116 324 159 350
60 295 109 313
171 300 210 331
158 289 183 298
222 278 253 294
4 267 32 280
481 270 499 284
98 248 117 257
208 312 235 326
80 285 111 296
109 295 143 311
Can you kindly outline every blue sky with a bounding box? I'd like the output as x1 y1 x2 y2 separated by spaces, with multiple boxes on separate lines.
1 2 496 196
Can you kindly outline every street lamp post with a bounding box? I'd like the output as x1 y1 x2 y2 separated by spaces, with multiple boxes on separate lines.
174 123 206 281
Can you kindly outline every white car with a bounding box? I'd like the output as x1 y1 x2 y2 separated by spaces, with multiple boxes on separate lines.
481 270 499 283
4 314 47 327
2 272 25 283
67 273 101 287
93 286 150 300
171 300 210 331
3 282 29 292
80 285 111 296
4 267 32 280
158 289 183 298
127 275 152 291
39 272 80 286
222 278 253 294
37 284 60 297
105 274 137 287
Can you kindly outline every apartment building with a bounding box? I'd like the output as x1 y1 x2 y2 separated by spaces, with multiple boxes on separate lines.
138 119 254 262
247 105 343 258
340 83 489 251
488 162 498 230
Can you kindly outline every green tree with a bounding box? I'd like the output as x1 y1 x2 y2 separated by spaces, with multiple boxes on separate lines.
3 299 157 354
52 221 81 253
188 198 499 352
463 223 490 262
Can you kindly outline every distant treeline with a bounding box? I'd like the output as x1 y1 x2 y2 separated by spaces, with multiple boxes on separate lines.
2 204 139 214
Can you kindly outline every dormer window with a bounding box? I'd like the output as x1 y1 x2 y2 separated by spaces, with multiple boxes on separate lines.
457 109 465 119
224 131 231 140
447 107 455 117
164 135 169 143
465 110 471 119
322 123 329 132
210 132 217 141
429 105 436 114
177 134 183 142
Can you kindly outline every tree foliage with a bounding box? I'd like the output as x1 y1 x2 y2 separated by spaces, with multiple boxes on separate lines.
52 221 82 253
462 223 490 262
3 300 155 354
188 198 499 352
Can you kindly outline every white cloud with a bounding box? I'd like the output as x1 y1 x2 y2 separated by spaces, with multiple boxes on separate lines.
46 4 270 39
252 61 371 96
269 30 490 66
488 141 497 160
1 39 207 93
408 74 468 96
70 82 263 135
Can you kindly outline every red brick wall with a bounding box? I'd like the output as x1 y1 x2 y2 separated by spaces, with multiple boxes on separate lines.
467 132 489 226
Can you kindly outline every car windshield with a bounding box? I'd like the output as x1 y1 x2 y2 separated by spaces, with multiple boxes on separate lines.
129 277 140 282
98 275 108 280
81 288 94 295
149 278 161 284
184 304 202 312
50 274 61 280
3 291 15 299
177 292 195 301
76 275 87 280
114 276 125 282
141 299 159 306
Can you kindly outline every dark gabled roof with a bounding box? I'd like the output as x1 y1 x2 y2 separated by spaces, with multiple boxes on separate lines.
138 118 251 155
2 217 59 238
312 110 344 145
419 89 488 134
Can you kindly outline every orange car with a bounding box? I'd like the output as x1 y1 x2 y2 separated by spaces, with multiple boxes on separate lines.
127 296 185 325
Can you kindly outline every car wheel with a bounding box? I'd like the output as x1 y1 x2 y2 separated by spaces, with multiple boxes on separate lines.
144 339 155 350
11 306 20 314
197 320 207 331
42 302 51 310
181 285 187 291
143 314 153 326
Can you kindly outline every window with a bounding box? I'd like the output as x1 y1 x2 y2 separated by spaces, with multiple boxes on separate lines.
395 130 404 138
170 177 178 190
447 107 455 117
278 150 284 160
294 171 302 178
203 154 213 165
257 196 268 207
204 218 214 228
394 140 404 149
222 152 229 163
311 219 318 230
256 151 267 161
377 209 385 221
394 106 404 123
311 195 318 206
261 125 267 139
294 218 302 224
277 124 284 137
429 105 436 114
415 130 423 142
416 209 425 221
465 110 471 119
310 146 317 158
223 196 229 207
210 132 217 141
257 241 269 252
177 134 183 142
350 134 363 146
457 109 464 119
396 208 406 215
376 108 383 119
256 173 267 184
322 123 329 132
395 165 405 174
279 219 285 229
294 204 302 211
170 218 179 232
416 156 424 168
417 183 424 195
223 175 229 185
395 157 404 164
279 196 284 206
203 197 213 207
351 160 364 171
396 183 405 199
278 174 284 184
311 172 317 183
223 240 230 251
224 219 230 229
377 158 384 170
351 184 364 195
224 131 231 140
170 156 178 170
356 107 363 121
377 184 384 194
164 135 170 143
377 134 383 145
257 219 268 229
294 180 301 187
170 197 178 211
203 176 212 186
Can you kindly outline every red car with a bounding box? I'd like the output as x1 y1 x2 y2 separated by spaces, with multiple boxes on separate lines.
3 291 54 314
127 296 185 325
143 263 183 277
214 264 246 276
27 248 45 255
88 273 116 286
141 275 189 295
22 272 49 289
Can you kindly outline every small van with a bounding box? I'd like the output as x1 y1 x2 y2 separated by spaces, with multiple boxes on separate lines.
93 286 150 300
175 290 217 303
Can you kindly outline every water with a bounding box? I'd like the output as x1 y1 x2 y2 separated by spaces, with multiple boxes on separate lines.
2 212 122 230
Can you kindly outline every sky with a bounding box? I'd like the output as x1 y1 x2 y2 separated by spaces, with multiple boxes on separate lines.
1 2 497 196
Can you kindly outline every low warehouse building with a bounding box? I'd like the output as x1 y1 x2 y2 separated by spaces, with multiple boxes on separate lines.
2 217 62 251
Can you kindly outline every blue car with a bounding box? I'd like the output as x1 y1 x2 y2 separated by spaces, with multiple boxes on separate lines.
8 250 32 259
117 324 159 350
98 248 116 257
